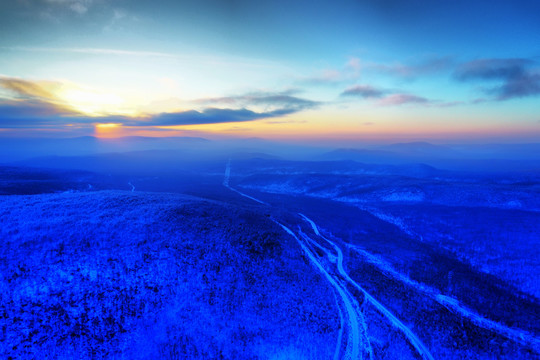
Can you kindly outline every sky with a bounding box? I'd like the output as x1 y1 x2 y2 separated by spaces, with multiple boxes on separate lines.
0 0 539 143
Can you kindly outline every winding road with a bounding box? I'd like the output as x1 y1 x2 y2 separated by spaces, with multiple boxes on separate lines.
277 221 373 360
223 159 435 359
299 214 434 360
224 159 267 205
347 243 540 352
223 159 540 358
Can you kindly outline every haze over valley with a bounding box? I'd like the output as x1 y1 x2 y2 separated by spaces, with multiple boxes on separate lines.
1 0 540 358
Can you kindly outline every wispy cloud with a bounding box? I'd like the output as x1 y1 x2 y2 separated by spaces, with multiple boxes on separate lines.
141 90 320 126
297 55 453 88
377 94 431 106
44 0 96 15
367 56 454 79
0 100 60 125
454 58 540 100
438 100 466 107
339 83 435 106
340 84 386 98
103 8 134 31
0 101 297 129
455 58 532 81
296 69 344 86
195 91 320 112
2 46 178 58
0 78 314 130
0 75 129 116
0 77 61 101
130 108 298 127
345 57 362 76
0 99 93 128
1 46 285 70
295 57 366 86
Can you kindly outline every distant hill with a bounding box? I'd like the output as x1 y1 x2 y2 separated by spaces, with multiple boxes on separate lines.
375 141 459 157
0 136 210 162
321 142 540 173
0 190 337 359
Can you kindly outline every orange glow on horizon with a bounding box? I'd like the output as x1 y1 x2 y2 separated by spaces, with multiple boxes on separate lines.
81 107 540 142
94 123 124 138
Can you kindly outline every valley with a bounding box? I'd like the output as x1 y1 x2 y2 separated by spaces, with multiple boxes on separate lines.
1 153 539 359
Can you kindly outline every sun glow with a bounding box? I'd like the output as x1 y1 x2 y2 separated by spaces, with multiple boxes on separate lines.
95 123 123 138
58 88 134 116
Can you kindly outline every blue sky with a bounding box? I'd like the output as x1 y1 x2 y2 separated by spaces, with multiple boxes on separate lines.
0 0 539 141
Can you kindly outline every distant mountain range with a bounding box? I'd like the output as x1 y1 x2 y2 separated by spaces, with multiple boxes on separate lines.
2 135 540 173
321 143 540 172
0 136 210 162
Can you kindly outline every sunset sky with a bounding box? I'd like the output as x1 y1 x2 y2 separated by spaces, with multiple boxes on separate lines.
1 0 539 142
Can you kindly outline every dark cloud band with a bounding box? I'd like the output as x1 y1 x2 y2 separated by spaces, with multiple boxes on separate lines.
454 58 540 100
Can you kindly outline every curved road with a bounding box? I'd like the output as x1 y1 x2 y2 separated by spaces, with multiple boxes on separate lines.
224 159 431 360
299 214 435 360
224 159 540 358
276 222 373 360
